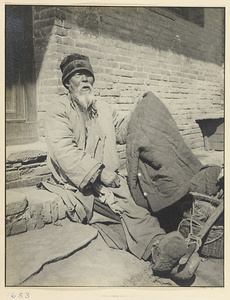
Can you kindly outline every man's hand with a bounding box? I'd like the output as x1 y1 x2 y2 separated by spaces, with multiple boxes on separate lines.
100 168 121 188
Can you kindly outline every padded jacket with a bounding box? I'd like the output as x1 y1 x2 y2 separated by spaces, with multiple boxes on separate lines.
44 93 130 191
126 91 203 212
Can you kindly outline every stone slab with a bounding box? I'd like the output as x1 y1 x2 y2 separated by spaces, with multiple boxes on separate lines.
6 149 47 164
11 219 27 235
6 174 51 190
22 234 155 287
6 139 47 161
6 170 20 182
6 219 98 286
6 190 28 216
22 234 224 287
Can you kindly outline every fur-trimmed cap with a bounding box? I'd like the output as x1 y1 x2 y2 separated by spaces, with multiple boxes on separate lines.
60 53 95 88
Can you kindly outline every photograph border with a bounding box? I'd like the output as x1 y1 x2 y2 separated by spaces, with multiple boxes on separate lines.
1 0 229 299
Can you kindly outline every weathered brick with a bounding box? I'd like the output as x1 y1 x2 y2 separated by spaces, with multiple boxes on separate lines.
26 218 37 231
29 202 45 229
114 55 132 64
20 166 35 177
119 63 135 71
54 18 64 27
62 37 75 46
6 171 20 182
29 202 43 218
6 191 28 216
102 60 119 69
33 165 51 176
133 72 147 78
43 201 52 224
54 26 68 36
51 201 58 223
58 200 66 220
6 150 47 164
6 175 51 190
33 18 55 29
41 25 54 37
100 90 120 97
6 223 12 237
148 74 162 81
76 40 99 51
13 163 22 168
6 163 13 169
55 35 63 44
37 217 45 229
102 67 115 75
56 44 70 54
38 7 57 19
11 219 27 235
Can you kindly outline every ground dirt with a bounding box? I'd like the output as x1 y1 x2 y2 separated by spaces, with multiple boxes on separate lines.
21 228 223 288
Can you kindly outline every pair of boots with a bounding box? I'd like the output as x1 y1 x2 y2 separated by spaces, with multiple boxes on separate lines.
150 231 200 282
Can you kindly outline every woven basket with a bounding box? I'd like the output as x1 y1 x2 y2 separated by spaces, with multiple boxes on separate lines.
179 200 224 259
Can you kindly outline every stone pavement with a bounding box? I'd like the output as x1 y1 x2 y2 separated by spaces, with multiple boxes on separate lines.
6 219 224 288
6 220 98 286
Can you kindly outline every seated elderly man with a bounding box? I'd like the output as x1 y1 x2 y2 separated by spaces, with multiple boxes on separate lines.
44 53 195 281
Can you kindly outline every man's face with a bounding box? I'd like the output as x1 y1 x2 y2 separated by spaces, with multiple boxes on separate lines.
67 70 94 112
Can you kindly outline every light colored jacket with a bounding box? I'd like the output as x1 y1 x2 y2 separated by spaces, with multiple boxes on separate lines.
44 93 130 192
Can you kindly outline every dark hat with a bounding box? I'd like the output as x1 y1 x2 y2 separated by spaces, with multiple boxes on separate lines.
60 53 95 88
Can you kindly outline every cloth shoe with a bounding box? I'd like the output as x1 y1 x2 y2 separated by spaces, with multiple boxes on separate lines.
170 251 201 282
151 231 188 274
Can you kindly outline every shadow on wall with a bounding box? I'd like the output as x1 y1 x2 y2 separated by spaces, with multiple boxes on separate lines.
55 6 224 66
5 6 36 90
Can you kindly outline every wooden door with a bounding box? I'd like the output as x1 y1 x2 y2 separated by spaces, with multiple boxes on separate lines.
5 5 38 145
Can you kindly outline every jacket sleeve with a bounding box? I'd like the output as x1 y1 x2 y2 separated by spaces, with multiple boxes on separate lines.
44 102 103 191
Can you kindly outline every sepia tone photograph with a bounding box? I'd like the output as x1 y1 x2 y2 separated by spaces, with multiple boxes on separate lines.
4 3 225 293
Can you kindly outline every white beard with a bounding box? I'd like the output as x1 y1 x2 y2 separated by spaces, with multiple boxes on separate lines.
70 86 94 112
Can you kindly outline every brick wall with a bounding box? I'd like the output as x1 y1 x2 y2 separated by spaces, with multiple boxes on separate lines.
33 6 224 150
